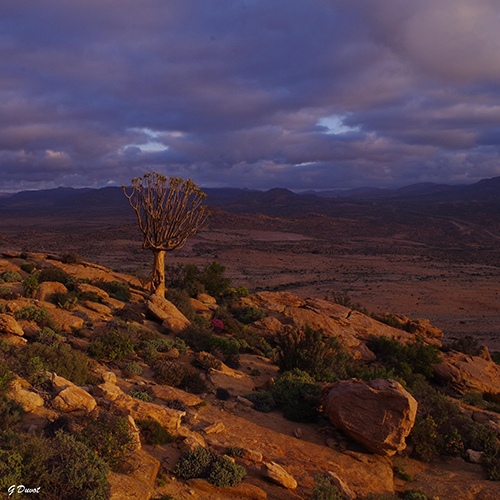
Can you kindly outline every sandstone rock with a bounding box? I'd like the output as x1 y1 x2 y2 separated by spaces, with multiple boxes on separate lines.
94 382 124 401
322 378 417 456
102 296 126 310
83 300 112 315
75 282 109 300
102 371 117 384
203 421 225 434
1 333 27 346
0 313 24 336
326 471 356 500
242 448 263 463
112 394 185 431
197 293 217 306
127 415 142 451
147 294 190 333
466 449 484 464
433 351 500 394
187 478 268 499
109 449 160 500
53 385 97 413
247 291 306 312
189 297 213 319
50 373 73 392
263 461 297 489
48 308 84 332
149 384 203 407
34 281 68 302
179 433 207 452
8 378 44 412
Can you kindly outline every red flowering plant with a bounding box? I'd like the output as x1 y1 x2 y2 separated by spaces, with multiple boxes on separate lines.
211 318 224 334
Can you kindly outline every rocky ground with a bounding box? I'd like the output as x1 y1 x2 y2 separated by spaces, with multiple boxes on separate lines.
1 251 500 499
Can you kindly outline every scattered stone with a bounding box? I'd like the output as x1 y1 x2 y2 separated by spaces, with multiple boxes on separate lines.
203 421 226 434
242 448 263 463
466 449 484 464
75 282 109 300
147 294 190 333
327 471 356 500
236 395 254 407
53 385 97 413
294 428 303 439
322 378 417 456
149 384 204 407
0 313 24 336
263 461 297 489
8 378 44 412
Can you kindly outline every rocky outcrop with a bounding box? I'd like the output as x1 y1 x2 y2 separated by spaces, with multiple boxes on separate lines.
322 378 417 456
433 351 500 394
52 384 97 413
109 449 160 500
147 295 190 333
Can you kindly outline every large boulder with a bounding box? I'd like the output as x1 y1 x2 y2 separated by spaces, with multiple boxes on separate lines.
322 378 417 456
8 377 44 412
0 313 24 336
433 351 500 394
147 295 190 333
34 281 68 302
50 373 97 413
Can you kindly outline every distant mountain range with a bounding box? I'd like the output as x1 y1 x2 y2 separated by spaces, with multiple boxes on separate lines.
1 176 499 226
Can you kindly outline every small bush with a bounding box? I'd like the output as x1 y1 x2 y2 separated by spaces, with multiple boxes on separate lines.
245 391 276 412
231 306 266 324
448 335 482 356
22 274 39 297
164 398 188 412
178 323 214 352
173 446 215 479
180 365 208 394
61 252 81 264
98 280 131 302
53 290 79 310
38 266 72 285
79 410 132 469
88 330 135 361
313 473 342 500
14 305 56 329
275 326 352 382
208 456 246 486
123 361 143 377
0 395 24 431
22 341 90 386
270 369 321 422
129 389 154 402
136 419 173 445
401 491 429 500
0 270 22 283
195 351 222 371
36 327 63 345
165 288 196 320
0 363 15 396
225 446 244 458
20 262 36 274
153 359 186 387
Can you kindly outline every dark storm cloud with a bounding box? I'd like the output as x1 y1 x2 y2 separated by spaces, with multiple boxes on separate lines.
1 0 499 191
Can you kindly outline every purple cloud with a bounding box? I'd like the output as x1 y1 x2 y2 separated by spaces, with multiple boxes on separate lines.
0 0 499 192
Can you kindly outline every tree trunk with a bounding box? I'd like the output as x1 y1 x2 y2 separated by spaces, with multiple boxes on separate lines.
151 249 166 296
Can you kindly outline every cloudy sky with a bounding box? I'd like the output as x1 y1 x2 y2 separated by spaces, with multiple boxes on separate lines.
1 0 500 192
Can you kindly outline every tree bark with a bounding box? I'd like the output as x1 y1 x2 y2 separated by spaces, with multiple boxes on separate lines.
151 249 166 296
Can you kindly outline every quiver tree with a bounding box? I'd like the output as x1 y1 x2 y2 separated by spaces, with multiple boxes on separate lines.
123 172 208 296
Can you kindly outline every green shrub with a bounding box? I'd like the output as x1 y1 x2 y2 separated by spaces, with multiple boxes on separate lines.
270 369 321 422
231 306 266 324
0 431 109 500
88 329 135 361
448 335 481 356
22 274 39 297
98 280 131 302
209 336 240 367
194 351 222 371
36 327 64 345
330 291 368 314
401 491 429 500
61 252 81 264
0 362 14 396
225 446 244 458
153 359 186 386
129 389 154 402
79 411 132 469
22 341 90 386
0 270 22 282
136 419 174 445
20 262 36 274
208 456 246 486
14 305 56 329
177 323 213 352
123 361 143 377
165 288 196 320
53 290 79 310
179 365 208 394
462 391 484 407
173 446 215 479
0 285 12 299
38 266 72 285
245 391 276 412
367 336 441 383
275 326 352 382
313 473 342 500
0 395 24 431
